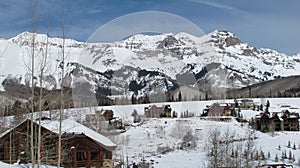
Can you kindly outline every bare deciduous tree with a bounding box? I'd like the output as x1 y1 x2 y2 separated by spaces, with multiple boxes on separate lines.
169 120 190 139
206 127 222 168
244 128 256 168
37 31 49 168
58 0 66 166
222 127 235 167
29 0 38 166
206 126 257 168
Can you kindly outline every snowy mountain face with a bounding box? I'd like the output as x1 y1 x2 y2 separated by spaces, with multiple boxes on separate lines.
1 30 300 101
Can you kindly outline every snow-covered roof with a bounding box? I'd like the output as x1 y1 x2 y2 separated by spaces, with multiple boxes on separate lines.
255 115 261 119
219 103 229 107
0 119 26 138
0 119 116 150
289 114 299 118
237 98 254 102
35 119 116 149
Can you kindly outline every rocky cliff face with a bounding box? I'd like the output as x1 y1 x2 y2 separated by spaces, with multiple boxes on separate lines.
1 30 300 102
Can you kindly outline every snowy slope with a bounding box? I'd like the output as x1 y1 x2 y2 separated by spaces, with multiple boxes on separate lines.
1 30 300 99
63 98 300 167
1 98 300 167
99 98 300 167
1 32 83 91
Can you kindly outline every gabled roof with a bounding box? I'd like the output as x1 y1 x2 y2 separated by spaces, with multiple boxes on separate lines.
38 119 116 149
0 119 26 138
255 112 270 119
0 118 117 151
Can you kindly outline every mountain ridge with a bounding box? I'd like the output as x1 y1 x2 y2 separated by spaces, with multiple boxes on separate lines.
1 29 300 103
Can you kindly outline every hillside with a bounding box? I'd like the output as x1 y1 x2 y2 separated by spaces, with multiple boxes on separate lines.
1 98 300 167
228 75 300 98
83 98 300 167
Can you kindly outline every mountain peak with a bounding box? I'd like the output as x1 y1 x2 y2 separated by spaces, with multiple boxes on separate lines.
207 29 241 47
212 29 235 37
122 32 173 41
9 31 80 47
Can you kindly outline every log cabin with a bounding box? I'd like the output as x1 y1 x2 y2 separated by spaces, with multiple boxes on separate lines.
0 118 116 168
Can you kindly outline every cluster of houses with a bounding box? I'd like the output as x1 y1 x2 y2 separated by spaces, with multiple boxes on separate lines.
254 110 299 132
201 99 257 117
0 98 299 167
134 99 299 134
131 104 177 123
201 99 300 133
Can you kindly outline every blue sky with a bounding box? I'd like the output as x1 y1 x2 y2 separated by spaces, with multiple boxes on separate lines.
0 0 299 55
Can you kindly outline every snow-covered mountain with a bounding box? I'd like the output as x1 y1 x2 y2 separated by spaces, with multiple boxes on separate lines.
1 30 300 101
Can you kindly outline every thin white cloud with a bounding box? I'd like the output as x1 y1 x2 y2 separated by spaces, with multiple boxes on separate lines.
188 0 239 12
87 9 103 14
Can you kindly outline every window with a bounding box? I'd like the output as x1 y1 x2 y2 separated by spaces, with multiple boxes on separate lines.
103 151 109 159
77 151 86 161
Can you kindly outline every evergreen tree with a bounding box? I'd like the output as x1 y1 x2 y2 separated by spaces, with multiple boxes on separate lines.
284 150 287 159
293 143 296 150
132 109 138 122
205 92 208 100
260 104 263 111
275 154 278 162
234 99 238 108
255 150 259 160
144 94 150 103
265 100 270 112
266 100 270 107
178 91 182 102
281 152 285 162
288 150 292 160
260 151 265 160
131 94 137 104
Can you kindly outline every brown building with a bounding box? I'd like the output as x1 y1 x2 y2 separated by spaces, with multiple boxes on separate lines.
100 110 114 121
255 110 299 132
0 118 116 168
281 110 299 131
144 105 172 118
207 103 231 116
